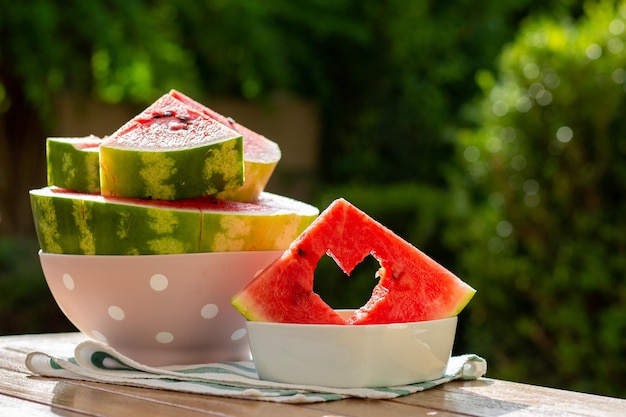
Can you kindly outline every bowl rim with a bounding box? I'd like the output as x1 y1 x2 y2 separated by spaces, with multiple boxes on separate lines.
246 310 458 329
38 249 285 258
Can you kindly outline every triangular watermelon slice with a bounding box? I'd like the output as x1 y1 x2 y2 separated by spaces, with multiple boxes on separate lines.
45 91 279 202
231 198 476 325
100 93 244 200
168 89 281 202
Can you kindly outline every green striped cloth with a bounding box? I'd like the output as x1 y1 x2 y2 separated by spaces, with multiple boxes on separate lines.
25 340 487 403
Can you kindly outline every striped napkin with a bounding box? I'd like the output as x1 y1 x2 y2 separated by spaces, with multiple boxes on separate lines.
25 340 487 403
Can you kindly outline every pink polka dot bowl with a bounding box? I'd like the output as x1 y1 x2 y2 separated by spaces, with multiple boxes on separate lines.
38 250 282 366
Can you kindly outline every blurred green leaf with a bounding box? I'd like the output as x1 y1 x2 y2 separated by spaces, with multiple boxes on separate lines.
453 0 626 397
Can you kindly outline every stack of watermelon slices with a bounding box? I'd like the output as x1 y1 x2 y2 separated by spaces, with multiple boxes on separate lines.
31 89 475 326
31 90 319 255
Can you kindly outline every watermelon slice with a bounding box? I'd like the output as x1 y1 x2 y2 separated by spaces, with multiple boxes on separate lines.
30 186 318 255
100 93 244 200
231 198 476 325
46 136 102 194
169 89 281 202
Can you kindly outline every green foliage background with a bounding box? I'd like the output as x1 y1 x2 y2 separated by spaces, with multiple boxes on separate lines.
451 1 626 395
2 0 625 398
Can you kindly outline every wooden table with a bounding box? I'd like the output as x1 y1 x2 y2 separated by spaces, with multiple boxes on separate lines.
0 333 624 416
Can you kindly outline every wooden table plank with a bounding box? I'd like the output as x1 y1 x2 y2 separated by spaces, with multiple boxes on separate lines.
396 379 626 417
0 332 344 417
0 333 624 417
0 392 87 417
454 378 626 416
56 379 334 417
0 333 435 416
302 396 461 417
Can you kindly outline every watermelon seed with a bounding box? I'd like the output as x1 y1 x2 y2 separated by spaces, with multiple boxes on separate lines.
163 111 173 117
297 248 305 257
227 116 236 124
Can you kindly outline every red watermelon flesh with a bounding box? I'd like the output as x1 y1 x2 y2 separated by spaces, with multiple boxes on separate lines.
168 89 281 163
104 94 238 150
99 93 244 200
68 136 102 150
231 198 476 325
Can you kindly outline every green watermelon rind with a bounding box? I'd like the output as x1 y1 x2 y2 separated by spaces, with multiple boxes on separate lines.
46 138 275 202
30 186 319 255
100 138 244 200
169 89 282 202
213 160 276 202
46 137 101 194
450 290 476 317
99 91 248 200
46 90 281 202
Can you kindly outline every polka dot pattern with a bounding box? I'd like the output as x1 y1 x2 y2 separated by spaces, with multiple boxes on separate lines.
150 274 169 291
84 272 236 353
108 306 125 321
41 250 283 365
201 304 219 319
156 332 174 344
231 328 247 341
62 273 75 290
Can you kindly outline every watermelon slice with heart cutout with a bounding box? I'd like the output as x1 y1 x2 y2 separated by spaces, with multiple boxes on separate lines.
231 198 476 325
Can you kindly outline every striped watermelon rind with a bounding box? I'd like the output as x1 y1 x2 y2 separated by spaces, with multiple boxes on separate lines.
46 141 274 202
213 159 276 202
100 139 243 200
99 93 244 200
30 186 319 255
45 91 280 202
46 136 102 194
169 89 281 202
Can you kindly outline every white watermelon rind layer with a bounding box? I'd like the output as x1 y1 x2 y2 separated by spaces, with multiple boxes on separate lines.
30 186 319 255
46 136 101 194
213 160 276 202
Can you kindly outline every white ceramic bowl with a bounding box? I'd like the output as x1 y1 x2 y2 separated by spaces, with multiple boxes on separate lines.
247 310 457 388
39 250 282 366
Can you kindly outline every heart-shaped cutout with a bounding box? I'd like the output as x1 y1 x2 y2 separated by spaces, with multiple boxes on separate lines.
231 198 475 325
